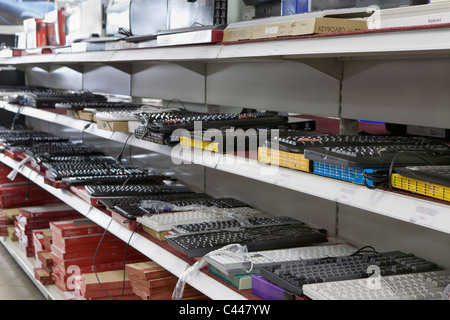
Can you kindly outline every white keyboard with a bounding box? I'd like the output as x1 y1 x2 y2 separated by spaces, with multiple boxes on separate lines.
204 243 357 275
136 207 262 232
302 270 450 300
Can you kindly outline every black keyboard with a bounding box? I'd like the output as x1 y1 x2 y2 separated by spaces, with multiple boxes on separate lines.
25 145 105 161
40 155 115 165
0 130 63 140
25 90 107 108
84 184 194 197
268 134 441 154
2 140 73 154
113 197 249 219
99 193 215 209
153 112 288 133
172 216 303 234
135 111 288 144
395 165 450 187
61 173 169 186
45 162 145 180
304 143 450 168
166 223 328 258
0 131 70 147
259 251 439 295
0 85 48 93
55 101 143 111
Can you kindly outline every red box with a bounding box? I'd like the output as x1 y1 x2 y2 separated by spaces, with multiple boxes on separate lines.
50 219 105 238
19 204 80 219
51 233 121 250
34 268 54 285
24 18 47 48
125 261 173 280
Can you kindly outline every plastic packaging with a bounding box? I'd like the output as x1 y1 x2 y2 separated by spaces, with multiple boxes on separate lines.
7 155 31 181
139 200 204 213
172 244 253 300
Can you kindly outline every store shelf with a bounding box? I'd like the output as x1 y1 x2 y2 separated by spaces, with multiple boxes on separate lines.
218 155 450 234
0 153 248 300
0 236 64 300
1 102 449 235
218 26 450 60
2 25 450 68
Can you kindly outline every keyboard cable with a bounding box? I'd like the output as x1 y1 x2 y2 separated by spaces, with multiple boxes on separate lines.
92 218 141 300
387 151 436 189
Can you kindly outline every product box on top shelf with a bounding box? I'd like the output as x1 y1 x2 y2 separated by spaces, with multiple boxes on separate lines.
222 9 370 42
23 18 47 49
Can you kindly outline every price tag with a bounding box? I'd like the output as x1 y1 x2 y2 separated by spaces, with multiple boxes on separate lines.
265 26 279 35
410 206 439 227
275 172 291 187
335 187 356 204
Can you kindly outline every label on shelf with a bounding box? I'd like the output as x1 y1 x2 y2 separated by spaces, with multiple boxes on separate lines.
410 205 439 227
334 187 356 204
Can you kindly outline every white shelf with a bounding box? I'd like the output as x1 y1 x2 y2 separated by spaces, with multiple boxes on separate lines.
0 236 65 300
217 27 450 60
2 26 450 67
0 153 248 300
1 102 449 235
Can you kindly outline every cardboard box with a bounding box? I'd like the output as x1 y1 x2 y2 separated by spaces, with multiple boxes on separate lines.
34 268 54 285
37 250 53 269
97 120 129 132
125 261 173 280
81 270 131 292
128 120 140 133
223 16 368 42
7 226 17 241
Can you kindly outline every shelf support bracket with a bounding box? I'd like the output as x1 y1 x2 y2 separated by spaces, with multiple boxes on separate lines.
287 58 343 80
172 61 207 76
54 64 84 73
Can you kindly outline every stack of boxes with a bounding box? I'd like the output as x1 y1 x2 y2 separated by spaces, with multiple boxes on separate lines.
49 219 148 293
32 229 54 285
14 204 82 257
125 261 208 300
75 270 140 300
